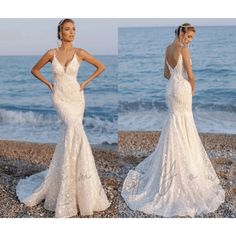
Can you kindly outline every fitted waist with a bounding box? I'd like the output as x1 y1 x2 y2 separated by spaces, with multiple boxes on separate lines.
53 78 80 87
170 73 188 80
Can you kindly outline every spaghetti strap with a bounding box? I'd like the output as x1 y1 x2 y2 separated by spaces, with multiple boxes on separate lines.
51 48 56 63
53 48 60 61
53 48 57 56
121 39 225 218
16 42 110 218
166 59 171 67
73 48 77 57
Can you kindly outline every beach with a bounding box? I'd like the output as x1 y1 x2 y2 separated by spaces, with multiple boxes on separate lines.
0 131 235 218
0 140 119 218
118 131 236 218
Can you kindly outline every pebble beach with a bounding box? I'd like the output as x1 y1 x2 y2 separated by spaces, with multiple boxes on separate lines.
118 131 236 218
0 131 236 218
0 140 119 218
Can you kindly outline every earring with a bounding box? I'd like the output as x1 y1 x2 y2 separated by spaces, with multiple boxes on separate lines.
57 39 62 48
57 36 63 48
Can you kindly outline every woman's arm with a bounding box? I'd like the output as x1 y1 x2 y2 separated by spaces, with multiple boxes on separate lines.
164 48 171 80
164 59 171 80
181 47 195 96
77 48 105 91
31 49 54 92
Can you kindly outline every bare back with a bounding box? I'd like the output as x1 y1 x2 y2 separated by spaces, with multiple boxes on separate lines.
165 44 182 70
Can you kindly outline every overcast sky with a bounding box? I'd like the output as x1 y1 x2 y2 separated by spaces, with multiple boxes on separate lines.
0 18 236 55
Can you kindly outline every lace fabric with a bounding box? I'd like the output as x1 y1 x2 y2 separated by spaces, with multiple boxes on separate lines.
121 53 225 217
16 49 111 218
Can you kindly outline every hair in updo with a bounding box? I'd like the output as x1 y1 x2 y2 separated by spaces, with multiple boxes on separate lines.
175 23 196 37
57 18 75 40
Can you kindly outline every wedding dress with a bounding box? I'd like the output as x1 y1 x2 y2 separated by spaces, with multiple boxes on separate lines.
121 52 225 217
16 48 111 218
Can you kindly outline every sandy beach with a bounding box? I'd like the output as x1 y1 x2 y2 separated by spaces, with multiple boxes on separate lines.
0 131 236 218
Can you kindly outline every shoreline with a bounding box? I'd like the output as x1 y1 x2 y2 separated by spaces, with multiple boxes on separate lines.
119 131 236 158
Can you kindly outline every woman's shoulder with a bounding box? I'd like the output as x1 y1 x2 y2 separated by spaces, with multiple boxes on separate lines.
44 48 56 57
46 49 57 62
165 44 173 54
166 44 171 51
74 47 88 55
74 47 92 59
181 46 190 56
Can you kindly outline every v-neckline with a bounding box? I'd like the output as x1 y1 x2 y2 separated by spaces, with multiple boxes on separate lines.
53 50 77 73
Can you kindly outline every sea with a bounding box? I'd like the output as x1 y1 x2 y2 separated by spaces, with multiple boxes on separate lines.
0 55 118 145
118 26 236 134
1 26 236 146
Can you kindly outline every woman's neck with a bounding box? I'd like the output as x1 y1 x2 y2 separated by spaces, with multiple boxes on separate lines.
173 37 180 46
60 42 73 51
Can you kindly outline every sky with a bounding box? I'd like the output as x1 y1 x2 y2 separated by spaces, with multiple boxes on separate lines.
0 18 236 55
0 18 117 56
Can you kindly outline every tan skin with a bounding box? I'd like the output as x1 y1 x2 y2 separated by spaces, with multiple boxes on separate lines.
31 21 105 93
164 30 196 96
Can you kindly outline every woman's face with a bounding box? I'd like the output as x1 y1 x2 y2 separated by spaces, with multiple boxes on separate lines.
60 21 76 42
180 30 195 45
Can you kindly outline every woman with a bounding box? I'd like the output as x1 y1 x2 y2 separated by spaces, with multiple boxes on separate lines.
16 19 111 218
121 23 225 217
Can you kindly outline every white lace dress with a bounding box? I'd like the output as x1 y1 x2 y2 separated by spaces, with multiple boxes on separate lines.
16 49 111 218
121 53 225 217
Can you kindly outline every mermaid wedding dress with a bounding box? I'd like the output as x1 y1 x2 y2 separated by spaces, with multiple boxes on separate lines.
121 52 225 217
16 49 111 218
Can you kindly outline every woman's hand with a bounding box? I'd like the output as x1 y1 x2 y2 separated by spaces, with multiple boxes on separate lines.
192 89 195 96
77 49 105 90
47 83 54 93
80 81 88 91
31 50 56 95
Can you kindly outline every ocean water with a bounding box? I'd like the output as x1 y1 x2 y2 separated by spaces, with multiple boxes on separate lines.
0 55 117 145
118 26 236 134
1 26 236 146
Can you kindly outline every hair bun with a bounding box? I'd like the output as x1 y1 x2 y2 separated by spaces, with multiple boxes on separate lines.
175 23 195 36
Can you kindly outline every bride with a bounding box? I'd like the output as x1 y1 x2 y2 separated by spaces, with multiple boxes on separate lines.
16 18 111 218
121 23 225 217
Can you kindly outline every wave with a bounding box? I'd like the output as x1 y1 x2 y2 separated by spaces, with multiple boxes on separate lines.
119 100 167 113
119 100 236 113
119 109 236 134
0 108 117 144
195 68 235 75
0 108 57 125
193 103 236 113
84 116 117 135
